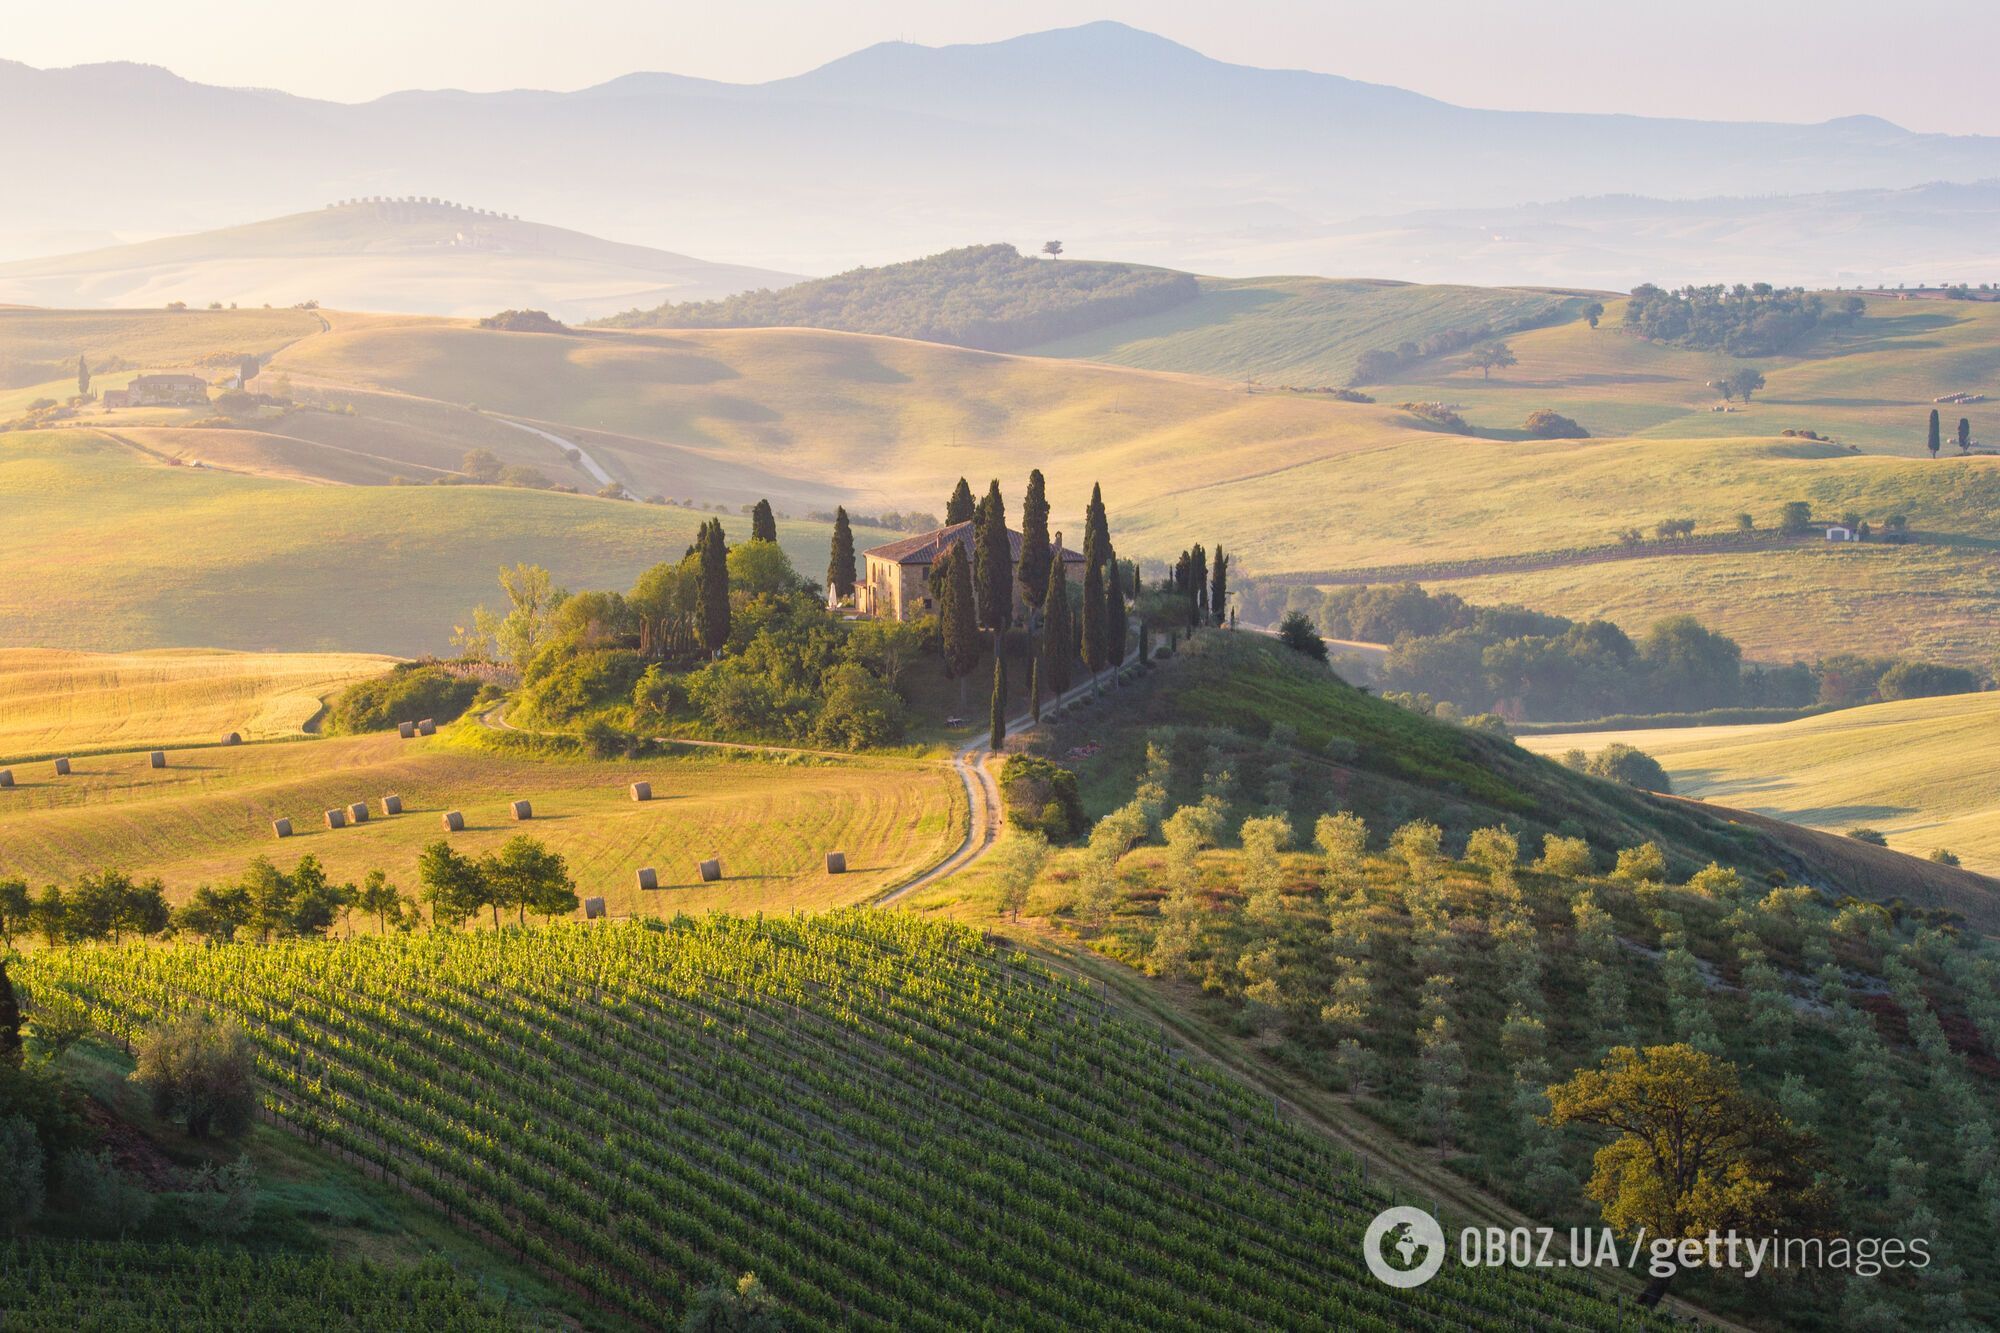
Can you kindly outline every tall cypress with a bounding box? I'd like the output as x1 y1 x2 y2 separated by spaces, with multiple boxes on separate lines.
1018 469 1052 620
1082 482 1108 572
1928 409 1942 457
989 640 1008 751
973 479 1011 631
699 519 730 654
946 477 977 525
1138 618 1151 670
1209 548 1229 627
0 958 21 1069
750 499 777 543
1030 659 1043 722
1081 554 1107 685
827 506 856 603
939 547 981 707
1043 561 1073 694
1103 539 1127 677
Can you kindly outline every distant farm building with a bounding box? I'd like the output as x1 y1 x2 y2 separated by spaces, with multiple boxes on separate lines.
856 522 1087 621
110 374 210 408
1825 525 1856 542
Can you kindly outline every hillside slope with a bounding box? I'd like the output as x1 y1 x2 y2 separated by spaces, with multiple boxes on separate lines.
15 913 1665 1330
0 201 803 322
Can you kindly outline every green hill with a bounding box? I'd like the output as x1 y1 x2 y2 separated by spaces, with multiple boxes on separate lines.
1030 275 1584 385
598 243 1199 351
13 911 1661 1331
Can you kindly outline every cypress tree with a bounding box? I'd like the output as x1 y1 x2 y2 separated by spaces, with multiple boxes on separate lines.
1209 548 1229 627
77 356 91 400
946 477 976 525
1929 409 1942 457
1042 560 1073 695
1081 555 1107 686
1083 482 1109 571
1959 417 1973 452
0 959 21 1068
750 498 777 543
973 479 1011 631
1030 659 1043 722
989 639 1008 752
939 548 981 707
1018 469 1052 620
1104 539 1127 677
827 506 856 603
1138 618 1151 669
699 519 730 654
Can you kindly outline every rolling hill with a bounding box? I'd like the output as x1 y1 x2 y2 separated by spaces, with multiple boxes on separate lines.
1519 690 2000 875
0 200 803 322
7 23 2000 282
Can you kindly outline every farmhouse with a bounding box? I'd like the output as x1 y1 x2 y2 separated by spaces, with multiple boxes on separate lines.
856 521 1087 621
118 374 210 407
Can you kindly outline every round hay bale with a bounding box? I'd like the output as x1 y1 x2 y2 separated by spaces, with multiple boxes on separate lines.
272 818 293 838
636 867 659 891
347 802 369 824
0 770 12 788
149 751 167 769
584 897 607 920
221 732 241 746
510 799 533 820
441 810 465 832
397 721 416 739
417 719 437 736
825 851 847 874
324 808 347 829
381 794 403 815
697 858 722 883
630 781 652 802
53 758 71 776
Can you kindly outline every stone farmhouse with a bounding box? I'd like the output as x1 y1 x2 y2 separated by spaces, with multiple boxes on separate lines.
102 373 211 408
857 521 1087 621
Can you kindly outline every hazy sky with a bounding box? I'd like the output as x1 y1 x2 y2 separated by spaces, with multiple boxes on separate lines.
9 0 2000 134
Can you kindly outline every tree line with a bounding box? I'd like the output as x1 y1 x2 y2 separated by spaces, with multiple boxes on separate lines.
1625 283 1863 356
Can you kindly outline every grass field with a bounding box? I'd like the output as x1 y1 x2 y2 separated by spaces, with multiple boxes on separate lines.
1520 690 2000 874
0 430 891 654
0 647 393 759
0 728 960 915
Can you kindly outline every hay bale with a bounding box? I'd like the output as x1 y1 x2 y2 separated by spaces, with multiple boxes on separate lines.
221 732 241 746
630 781 652 802
511 799 533 821
348 802 369 824
381 794 403 816
441 810 465 832
149 750 166 769
697 858 722 883
584 897 606 920
272 818 293 838
0 770 11 788
324 808 347 829
825 851 847 874
418 719 436 736
53 758 71 776
398 721 416 739
636 867 658 891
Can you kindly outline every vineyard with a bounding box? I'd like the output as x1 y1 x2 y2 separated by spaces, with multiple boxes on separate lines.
0 1241 528 1331
13 913 1664 1330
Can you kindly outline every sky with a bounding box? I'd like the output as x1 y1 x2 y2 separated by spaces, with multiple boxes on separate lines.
8 0 2000 135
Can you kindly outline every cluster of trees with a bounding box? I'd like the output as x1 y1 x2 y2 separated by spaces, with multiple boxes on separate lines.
1624 283 1863 356
1352 322 1529 385
456 448 561 492
329 661 480 733
1163 544 1229 631
476 309 566 333
805 508 939 534
1926 408 1980 457
599 244 1199 352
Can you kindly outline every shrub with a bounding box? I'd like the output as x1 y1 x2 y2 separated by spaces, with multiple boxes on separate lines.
999 755 1086 843
328 663 478 733
1846 827 1888 846
131 1016 255 1139
1524 409 1588 439
1275 612 1328 662
1581 743 1672 793
478 309 566 332
812 663 906 749
0 1115 44 1231
1536 835 1595 877
518 649 646 724
1876 660 1983 701
60 1149 153 1236
1929 848 1961 867
1610 841 1667 883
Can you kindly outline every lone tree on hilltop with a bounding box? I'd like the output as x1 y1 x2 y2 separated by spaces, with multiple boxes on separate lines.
827 507 856 604
1928 408 1941 457
1042 240 1064 259
749 498 777 543
945 477 976 525
1584 301 1604 330
1471 341 1517 380
1546 1044 1831 1307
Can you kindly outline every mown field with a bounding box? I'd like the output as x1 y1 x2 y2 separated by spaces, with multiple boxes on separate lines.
14 912 1667 1331
0 729 959 915
0 647 393 759
1521 690 2000 875
0 430 889 655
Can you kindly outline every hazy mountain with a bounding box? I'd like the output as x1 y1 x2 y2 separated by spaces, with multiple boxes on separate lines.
5 23 2000 282
0 200 802 319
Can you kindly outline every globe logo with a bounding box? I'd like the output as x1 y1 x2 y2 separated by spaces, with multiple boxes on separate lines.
1363 1206 1447 1288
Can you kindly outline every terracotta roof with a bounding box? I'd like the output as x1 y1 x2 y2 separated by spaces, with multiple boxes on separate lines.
864 521 1087 567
